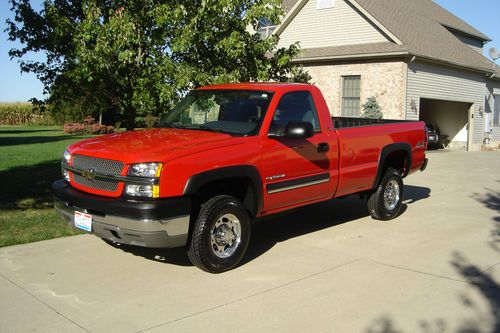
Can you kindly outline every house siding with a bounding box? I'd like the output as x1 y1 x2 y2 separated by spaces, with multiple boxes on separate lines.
303 60 407 119
486 80 500 143
277 0 389 49
406 61 486 148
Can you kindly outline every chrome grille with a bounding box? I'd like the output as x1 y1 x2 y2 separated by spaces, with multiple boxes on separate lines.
72 155 124 175
72 155 124 192
73 174 119 191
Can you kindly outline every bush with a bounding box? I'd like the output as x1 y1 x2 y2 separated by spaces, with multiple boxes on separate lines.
64 116 115 134
362 96 383 119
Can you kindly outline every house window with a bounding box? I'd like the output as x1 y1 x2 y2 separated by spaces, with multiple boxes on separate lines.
494 95 500 126
342 76 361 117
257 18 277 39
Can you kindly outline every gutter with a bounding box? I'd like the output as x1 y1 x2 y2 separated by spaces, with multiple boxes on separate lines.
293 51 495 75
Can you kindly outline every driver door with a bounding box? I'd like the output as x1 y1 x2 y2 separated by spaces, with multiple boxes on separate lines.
261 91 333 212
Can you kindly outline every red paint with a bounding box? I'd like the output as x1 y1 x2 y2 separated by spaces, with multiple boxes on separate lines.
67 83 427 214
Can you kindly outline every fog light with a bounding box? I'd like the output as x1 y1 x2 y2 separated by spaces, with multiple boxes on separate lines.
62 169 70 182
125 184 160 198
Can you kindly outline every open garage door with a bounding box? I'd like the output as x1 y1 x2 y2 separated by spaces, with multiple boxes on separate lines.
419 99 472 150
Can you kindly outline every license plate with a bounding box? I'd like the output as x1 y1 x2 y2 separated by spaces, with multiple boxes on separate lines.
74 211 92 232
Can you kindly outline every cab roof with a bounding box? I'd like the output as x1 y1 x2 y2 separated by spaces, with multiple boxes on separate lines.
196 82 313 92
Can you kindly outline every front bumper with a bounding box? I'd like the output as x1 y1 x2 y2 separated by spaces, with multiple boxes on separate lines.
53 180 190 248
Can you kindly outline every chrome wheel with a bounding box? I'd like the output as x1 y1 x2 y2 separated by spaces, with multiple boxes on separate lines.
211 213 242 258
383 179 400 211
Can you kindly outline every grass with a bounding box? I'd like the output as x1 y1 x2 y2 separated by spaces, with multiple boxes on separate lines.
0 126 93 247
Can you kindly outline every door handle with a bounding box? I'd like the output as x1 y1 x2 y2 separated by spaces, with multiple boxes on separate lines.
317 142 329 153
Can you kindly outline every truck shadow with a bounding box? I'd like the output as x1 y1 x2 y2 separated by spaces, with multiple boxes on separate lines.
104 185 430 268
244 184 430 265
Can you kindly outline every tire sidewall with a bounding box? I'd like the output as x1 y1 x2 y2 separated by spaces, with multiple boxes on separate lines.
377 170 404 220
201 200 251 272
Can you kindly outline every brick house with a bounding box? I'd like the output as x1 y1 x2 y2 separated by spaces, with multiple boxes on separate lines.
271 0 500 150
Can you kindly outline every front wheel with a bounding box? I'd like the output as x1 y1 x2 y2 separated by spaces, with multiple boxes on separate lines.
187 195 251 273
367 168 404 220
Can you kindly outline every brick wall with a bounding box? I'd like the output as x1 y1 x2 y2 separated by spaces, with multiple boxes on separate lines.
303 60 407 119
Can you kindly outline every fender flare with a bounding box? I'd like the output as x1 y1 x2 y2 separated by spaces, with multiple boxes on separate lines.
372 143 412 189
183 165 263 216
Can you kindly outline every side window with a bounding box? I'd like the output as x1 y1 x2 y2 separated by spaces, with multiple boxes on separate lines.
270 91 321 134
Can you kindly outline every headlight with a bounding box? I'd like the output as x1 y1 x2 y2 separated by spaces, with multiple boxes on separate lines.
126 162 162 198
127 163 163 177
62 150 71 181
63 150 71 164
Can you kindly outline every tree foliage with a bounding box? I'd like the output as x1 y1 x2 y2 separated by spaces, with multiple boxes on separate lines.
7 0 305 129
361 96 383 119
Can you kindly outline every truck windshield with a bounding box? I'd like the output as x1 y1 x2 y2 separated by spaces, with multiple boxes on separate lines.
159 90 274 135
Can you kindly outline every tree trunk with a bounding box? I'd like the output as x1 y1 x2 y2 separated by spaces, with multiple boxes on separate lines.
125 107 136 131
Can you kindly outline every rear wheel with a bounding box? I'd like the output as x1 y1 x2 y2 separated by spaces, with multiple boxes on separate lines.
367 168 404 220
187 195 251 273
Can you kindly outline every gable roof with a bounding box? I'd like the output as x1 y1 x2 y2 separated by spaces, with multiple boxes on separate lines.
278 0 494 73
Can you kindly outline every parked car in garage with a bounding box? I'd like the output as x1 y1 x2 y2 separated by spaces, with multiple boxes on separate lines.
425 123 440 146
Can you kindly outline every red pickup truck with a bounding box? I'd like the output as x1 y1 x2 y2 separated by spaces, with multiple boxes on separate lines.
53 83 428 273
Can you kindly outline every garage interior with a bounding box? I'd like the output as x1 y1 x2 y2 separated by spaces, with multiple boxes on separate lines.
419 98 471 150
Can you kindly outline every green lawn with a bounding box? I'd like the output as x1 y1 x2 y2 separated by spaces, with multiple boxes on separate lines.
0 126 93 247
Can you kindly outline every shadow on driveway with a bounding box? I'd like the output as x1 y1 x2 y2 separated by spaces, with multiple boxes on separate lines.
103 185 431 268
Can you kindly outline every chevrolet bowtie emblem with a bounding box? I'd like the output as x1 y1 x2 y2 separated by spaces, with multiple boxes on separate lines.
82 168 97 181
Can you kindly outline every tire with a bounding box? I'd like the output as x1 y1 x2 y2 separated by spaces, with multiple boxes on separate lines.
187 195 251 273
367 168 404 221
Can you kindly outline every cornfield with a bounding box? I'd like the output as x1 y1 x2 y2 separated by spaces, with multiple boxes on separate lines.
0 103 53 125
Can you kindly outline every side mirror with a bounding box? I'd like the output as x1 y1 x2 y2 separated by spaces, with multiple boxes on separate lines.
284 121 314 139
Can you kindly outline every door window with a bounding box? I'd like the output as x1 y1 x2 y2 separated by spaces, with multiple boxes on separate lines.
269 91 321 135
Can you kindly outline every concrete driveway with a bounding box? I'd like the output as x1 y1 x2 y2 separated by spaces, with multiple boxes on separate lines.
1 151 499 333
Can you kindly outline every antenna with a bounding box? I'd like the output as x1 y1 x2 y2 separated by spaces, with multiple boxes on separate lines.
489 47 500 61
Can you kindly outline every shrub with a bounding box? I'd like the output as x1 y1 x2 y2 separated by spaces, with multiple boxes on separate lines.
63 116 115 134
361 96 383 119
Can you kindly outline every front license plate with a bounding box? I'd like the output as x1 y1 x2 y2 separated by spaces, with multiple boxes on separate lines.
74 211 92 232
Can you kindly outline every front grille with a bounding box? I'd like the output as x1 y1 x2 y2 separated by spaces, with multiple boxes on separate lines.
73 174 119 191
72 155 124 175
72 155 125 192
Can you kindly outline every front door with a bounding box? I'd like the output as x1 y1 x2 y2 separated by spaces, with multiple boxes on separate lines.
261 90 334 212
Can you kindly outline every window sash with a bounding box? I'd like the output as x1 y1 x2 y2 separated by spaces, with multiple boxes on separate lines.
342 76 361 117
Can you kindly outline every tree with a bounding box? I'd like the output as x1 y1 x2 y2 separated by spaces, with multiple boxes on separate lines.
361 96 383 119
7 0 305 130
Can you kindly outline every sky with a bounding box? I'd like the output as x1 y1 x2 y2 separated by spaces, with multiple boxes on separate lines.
0 0 499 102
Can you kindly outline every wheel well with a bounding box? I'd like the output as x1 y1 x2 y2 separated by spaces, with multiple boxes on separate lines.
193 177 257 217
381 150 409 176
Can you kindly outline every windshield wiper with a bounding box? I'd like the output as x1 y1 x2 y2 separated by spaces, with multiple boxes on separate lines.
159 123 237 135
182 125 222 133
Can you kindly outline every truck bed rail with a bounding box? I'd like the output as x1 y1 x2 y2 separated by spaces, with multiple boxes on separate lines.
332 117 413 129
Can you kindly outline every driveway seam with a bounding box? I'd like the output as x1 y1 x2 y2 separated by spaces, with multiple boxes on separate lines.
371 260 471 285
0 272 90 333
482 261 500 273
136 258 362 333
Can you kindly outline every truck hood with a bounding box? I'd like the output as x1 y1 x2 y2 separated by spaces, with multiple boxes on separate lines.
68 128 245 164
